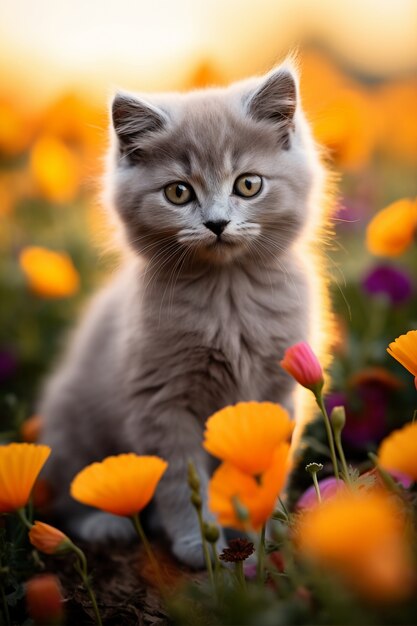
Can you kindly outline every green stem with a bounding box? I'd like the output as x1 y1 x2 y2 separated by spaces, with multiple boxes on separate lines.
16 507 32 530
234 560 246 591
311 471 322 503
73 557 102 626
278 497 290 521
131 514 165 589
334 430 353 487
256 524 266 584
195 509 215 590
315 394 340 480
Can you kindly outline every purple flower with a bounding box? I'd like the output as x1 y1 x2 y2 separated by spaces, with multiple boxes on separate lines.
325 370 399 447
362 264 413 305
0 349 17 382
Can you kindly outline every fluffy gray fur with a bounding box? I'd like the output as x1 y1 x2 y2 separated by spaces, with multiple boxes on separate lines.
39 64 325 568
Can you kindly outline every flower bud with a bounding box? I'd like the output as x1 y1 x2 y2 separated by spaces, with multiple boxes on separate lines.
29 521 72 555
190 492 202 510
203 522 220 543
187 460 200 492
305 462 323 476
331 406 346 433
280 342 324 395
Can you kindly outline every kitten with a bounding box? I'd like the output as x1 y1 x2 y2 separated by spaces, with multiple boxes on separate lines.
39 62 329 568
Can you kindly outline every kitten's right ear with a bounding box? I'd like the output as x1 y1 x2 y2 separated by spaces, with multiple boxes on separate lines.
111 92 167 158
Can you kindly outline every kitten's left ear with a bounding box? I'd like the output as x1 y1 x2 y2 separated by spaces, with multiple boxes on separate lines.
246 68 297 149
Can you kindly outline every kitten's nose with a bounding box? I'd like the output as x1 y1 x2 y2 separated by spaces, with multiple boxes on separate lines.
204 220 230 236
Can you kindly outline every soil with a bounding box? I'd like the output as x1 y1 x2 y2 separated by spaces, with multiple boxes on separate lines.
45 540 200 626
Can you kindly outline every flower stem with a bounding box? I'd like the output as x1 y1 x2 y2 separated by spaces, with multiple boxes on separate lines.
334 429 353 487
234 560 246 591
16 507 32 530
72 553 102 626
195 508 215 590
315 394 340 480
278 497 290 521
256 524 266 584
131 514 165 589
311 471 322 503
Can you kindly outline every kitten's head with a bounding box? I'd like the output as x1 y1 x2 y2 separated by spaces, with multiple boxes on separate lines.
106 63 323 267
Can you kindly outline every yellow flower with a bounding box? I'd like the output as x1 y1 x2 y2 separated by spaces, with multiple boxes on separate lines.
71 454 168 517
0 443 51 513
208 443 290 531
29 521 72 555
19 246 80 298
203 402 293 475
378 421 417 482
295 491 414 601
366 198 417 257
30 135 80 203
387 330 417 388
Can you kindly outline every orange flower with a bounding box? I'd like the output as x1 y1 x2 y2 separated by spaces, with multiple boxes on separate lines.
387 330 417 388
378 421 417 482
26 574 64 626
30 135 80 203
208 443 290 531
29 521 72 554
19 246 80 298
295 491 414 601
71 454 168 517
280 342 324 394
203 402 293 475
366 198 417 257
0 443 51 513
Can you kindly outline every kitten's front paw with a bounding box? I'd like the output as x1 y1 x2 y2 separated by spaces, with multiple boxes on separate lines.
74 511 136 543
172 534 206 569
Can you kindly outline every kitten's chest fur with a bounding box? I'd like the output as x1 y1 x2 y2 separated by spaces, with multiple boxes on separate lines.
125 253 307 420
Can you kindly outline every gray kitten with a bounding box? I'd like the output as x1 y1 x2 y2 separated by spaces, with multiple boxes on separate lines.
39 63 328 568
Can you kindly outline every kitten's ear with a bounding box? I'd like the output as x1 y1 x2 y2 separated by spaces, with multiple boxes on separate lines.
111 92 167 158
246 68 297 149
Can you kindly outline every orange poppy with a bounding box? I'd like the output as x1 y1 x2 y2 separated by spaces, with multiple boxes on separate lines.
30 135 80 203
387 330 417 388
378 421 417 482
208 443 290 530
295 490 414 601
0 443 51 513
19 246 80 299
70 454 168 517
203 402 293 475
366 198 417 257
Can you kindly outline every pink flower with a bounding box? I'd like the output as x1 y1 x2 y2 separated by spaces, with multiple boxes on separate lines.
296 477 346 509
280 342 324 394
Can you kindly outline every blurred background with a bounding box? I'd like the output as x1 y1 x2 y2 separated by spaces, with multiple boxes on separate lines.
1 0 417 460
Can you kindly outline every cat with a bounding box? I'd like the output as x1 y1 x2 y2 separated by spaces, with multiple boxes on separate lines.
39 61 330 569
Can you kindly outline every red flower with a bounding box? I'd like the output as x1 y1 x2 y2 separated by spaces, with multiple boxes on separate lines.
280 342 324 394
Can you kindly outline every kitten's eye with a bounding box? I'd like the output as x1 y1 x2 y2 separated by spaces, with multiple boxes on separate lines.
164 182 195 205
233 174 262 198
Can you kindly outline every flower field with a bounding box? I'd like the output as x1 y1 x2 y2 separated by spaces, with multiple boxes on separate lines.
1 47 417 625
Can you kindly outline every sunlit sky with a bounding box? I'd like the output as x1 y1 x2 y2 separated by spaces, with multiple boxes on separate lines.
1 0 416 107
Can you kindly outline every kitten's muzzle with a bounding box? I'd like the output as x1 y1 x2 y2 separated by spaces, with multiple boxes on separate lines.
203 220 230 236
